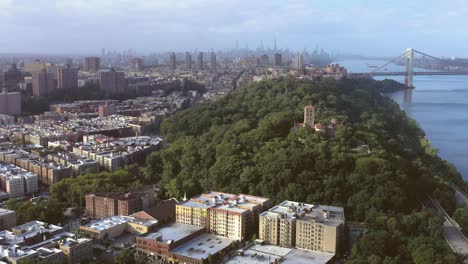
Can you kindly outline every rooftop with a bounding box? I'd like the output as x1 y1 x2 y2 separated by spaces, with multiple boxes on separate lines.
261 201 344 224
82 215 153 231
59 237 91 248
0 209 14 217
146 223 204 244
171 234 232 260
224 244 334 264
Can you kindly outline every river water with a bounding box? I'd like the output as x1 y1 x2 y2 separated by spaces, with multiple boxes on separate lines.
338 59 468 181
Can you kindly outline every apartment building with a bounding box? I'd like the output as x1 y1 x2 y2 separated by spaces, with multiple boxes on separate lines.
47 152 99 176
0 163 38 198
85 192 154 219
259 201 344 254
0 149 74 186
73 136 162 171
176 191 270 240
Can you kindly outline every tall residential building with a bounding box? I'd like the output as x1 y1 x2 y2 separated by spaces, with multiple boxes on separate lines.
0 70 4 86
0 88 21 115
274 53 283 66
84 57 100 72
210 51 217 71
293 53 304 69
185 52 192 70
32 69 54 97
259 54 269 66
98 69 127 94
197 52 204 70
170 52 177 71
56 64 78 90
259 201 344 254
0 209 16 231
85 192 154 219
304 105 315 128
176 191 270 240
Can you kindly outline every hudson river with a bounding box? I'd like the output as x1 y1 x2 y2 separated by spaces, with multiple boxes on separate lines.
339 59 468 181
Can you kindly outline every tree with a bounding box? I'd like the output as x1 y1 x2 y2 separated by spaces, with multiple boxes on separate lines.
453 206 468 235
114 249 135 264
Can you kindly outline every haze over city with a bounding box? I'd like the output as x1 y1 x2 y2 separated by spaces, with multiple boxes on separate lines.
1 0 467 56
0 1 467 264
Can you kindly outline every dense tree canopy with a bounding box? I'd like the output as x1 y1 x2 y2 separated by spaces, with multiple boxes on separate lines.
155 77 463 262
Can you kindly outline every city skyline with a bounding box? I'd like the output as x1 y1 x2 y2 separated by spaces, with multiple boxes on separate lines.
0 0 467 57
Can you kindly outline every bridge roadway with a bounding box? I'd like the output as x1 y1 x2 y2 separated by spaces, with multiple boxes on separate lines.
427 197 468 258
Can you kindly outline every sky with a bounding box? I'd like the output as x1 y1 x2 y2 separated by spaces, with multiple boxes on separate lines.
0 0 467 57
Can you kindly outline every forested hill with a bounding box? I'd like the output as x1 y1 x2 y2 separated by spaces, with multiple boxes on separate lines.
154 77 464 263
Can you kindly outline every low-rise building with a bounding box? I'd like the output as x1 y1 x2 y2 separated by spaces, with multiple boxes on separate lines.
136 223 205 258
130 198 177 225
80 215 157 239
59 237 93 264
223 243 335 264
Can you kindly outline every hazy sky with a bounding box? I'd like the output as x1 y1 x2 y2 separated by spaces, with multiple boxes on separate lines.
0 0 467 56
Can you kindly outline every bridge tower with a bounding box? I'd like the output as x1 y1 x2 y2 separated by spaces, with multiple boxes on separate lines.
405 48 414 87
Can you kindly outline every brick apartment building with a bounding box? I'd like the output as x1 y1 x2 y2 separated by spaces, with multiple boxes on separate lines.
85 192 154 219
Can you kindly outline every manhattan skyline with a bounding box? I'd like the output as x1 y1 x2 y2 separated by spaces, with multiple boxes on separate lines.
0 0 467 57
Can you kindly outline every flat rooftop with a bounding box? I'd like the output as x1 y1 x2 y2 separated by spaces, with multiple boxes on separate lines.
171 234 232 260
223 244 334 264
0 208 14 216
177 199 214 209
151 223 204 244
83 215 157 231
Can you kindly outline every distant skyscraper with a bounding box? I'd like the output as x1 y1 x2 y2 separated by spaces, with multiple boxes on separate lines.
57 64 78 90
274 53 282 67
210 51 216 71
0 71 4 87
259 54 269 66
274 38 277 51
293 53 304 69
84 57 100 72
130 58 144 72
185 52 192 70
98 68 127 94
197 52 204 70
169 52 176 71
0 88 21 115
32 69 54 97
65 58 73 66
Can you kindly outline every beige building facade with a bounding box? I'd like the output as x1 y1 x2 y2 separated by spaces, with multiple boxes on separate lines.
259 201 344 254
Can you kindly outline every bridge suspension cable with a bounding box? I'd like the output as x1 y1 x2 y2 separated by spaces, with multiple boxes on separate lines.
413 49 466 67
370 51 408 73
